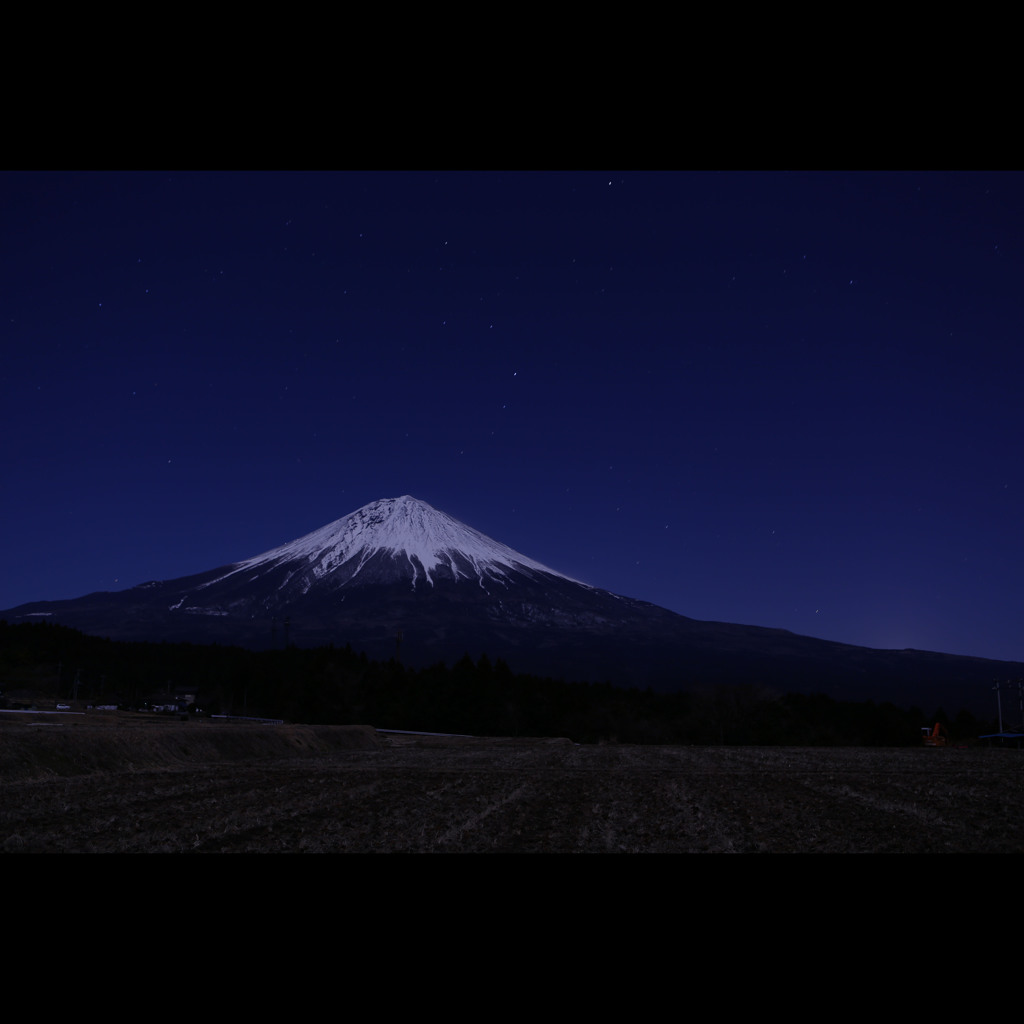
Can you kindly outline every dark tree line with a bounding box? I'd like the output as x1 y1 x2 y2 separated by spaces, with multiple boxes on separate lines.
0 620 995 745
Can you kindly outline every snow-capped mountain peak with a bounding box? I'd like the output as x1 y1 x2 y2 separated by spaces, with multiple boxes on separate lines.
204 496 585 593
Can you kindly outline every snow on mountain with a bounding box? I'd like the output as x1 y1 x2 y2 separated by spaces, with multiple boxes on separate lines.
199 495 587 594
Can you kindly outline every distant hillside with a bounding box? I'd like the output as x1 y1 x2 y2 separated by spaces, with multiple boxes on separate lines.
0 621 998 745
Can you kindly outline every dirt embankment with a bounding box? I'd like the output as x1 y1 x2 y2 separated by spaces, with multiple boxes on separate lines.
0 714 380 781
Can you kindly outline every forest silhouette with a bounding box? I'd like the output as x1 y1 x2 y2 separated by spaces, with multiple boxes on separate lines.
0 620 991 745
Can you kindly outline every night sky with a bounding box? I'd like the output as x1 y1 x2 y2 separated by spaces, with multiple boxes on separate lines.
3 170 1023 663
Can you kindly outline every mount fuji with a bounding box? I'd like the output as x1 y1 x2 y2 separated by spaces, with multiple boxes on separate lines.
2 496 604 650
4 495 1021 713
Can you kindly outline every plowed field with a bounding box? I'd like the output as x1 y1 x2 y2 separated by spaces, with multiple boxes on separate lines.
2 718 1022 852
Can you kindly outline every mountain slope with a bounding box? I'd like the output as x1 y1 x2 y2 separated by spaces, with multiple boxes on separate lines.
3 495 1020 715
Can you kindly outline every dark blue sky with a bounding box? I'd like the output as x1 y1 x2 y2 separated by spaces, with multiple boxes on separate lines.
3 170 1023 662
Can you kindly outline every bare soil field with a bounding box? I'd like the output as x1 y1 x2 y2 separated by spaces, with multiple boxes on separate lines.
2 713 1023 852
